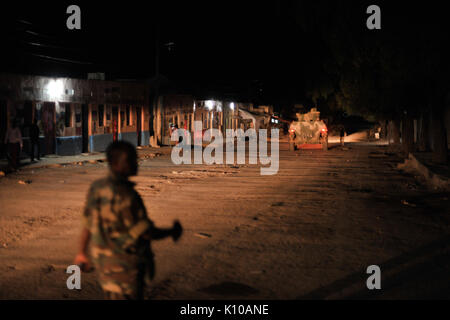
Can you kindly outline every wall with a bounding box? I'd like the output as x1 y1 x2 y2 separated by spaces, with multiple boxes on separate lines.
0 73 150 155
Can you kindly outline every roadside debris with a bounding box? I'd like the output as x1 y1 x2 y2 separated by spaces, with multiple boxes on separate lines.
406 182 418 190
41 264 56 273
195 232 212 239
141 152 162 159
250 270 266 275
401 200 417 207
48 164 62 168
368 152 388 159
271 202 284 207
18 180 32 185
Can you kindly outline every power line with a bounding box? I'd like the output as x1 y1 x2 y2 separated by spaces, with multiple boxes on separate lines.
24 52 94 65
20 40 84 52
16 19 33 26
24 30 56 40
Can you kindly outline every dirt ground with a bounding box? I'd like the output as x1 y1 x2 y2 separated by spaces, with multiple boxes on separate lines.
0 141 449 300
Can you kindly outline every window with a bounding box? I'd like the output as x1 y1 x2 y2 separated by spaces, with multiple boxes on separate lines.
98 105 104 127
65 104 72 127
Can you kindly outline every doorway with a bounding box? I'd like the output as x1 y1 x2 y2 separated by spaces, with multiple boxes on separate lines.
136 107 142 146
0 100 7 158
42 102 56 154
112 106 119 142
81 104 89 153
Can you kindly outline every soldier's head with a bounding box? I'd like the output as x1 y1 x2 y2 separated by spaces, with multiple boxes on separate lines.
106 141 138 178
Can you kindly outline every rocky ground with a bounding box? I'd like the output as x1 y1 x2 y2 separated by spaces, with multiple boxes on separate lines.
0 140 449 299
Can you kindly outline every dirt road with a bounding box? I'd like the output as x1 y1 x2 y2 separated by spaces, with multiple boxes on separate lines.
1 142 449 299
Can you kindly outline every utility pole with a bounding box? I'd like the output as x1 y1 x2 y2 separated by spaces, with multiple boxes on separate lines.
150 22 161 146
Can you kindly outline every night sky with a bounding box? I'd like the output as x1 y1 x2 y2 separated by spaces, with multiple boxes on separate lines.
1 1 448 106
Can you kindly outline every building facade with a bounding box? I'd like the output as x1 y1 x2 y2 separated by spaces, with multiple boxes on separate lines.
0 73 150 156
152 96 260 145
0 73 276 158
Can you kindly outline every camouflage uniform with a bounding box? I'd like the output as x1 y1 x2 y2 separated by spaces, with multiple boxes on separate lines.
83 173 155 300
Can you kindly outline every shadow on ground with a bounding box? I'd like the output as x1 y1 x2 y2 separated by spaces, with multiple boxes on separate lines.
299 234 450 299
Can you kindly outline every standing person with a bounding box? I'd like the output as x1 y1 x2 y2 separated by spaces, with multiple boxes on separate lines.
170 123 179 145
29 118 40 162
74 141 183 300
174 123 183 145
4 120 23 171
340 126 345 146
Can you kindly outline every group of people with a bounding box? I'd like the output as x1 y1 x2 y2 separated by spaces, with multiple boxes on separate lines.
3 119 41 171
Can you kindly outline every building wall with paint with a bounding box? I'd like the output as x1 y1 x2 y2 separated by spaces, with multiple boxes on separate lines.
150 96 266 146
0 73 150 156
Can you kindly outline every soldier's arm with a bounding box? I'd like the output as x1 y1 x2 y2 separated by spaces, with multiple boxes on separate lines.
147 221 182 241
135 194 183 241
78 228 91 255
74 227 91 269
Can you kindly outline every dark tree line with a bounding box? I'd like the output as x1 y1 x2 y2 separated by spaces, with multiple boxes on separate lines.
289 0 448 163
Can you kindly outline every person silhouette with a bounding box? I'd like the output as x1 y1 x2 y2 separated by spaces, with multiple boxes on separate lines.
74 141 183 299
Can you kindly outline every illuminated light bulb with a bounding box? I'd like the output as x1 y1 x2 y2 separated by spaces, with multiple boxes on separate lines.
206 100 214 110
47 79 64 99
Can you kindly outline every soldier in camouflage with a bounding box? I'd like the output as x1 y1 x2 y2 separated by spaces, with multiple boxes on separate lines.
74 141 183 300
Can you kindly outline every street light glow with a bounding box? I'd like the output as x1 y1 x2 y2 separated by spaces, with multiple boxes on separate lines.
47 79 64 100
206 100 214 110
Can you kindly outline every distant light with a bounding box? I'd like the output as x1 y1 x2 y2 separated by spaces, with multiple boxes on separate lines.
47 79 63 99
206 100 214 110
230 102 235 110
193 102 196 111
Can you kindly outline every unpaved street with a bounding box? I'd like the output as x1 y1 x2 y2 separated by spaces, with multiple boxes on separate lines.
1 142 449 299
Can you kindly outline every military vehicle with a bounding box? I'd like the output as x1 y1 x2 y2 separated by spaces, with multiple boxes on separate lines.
288 108 328 150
